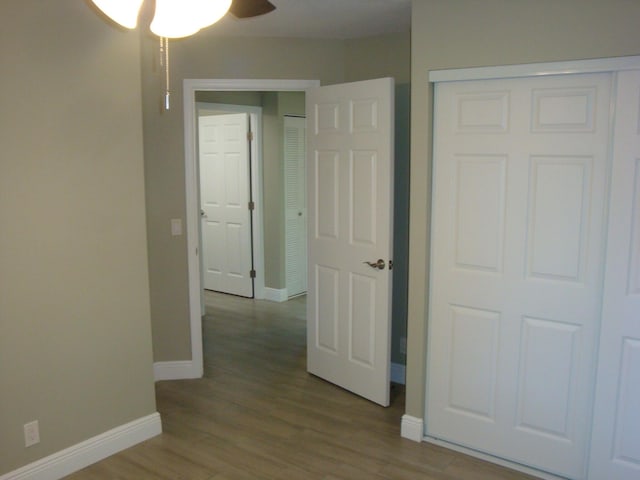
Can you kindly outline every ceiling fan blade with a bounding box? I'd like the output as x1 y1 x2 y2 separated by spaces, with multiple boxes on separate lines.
229 0 276 18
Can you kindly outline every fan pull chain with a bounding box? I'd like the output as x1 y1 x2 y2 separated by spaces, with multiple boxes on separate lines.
159 37 170 111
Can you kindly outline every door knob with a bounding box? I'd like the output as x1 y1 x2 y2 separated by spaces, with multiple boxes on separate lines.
201 209 207 218
363 259 386 270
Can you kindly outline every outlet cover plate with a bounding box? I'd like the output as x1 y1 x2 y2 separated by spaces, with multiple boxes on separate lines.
24 420 40 447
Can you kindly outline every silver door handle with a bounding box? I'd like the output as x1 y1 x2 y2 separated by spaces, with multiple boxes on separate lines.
363 259 385 270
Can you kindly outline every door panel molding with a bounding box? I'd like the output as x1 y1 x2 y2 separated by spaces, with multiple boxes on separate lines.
199 112 253 297
427 73 612 478
306 78 394 407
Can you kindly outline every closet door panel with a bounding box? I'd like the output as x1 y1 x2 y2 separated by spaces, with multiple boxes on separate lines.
427 73 612 479
589 70 640 480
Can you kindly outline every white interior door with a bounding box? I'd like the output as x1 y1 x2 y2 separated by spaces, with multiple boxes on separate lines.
199 112 253 297
589 70 640 480
427 73 611 478
306 78 394 407
284 116 307 298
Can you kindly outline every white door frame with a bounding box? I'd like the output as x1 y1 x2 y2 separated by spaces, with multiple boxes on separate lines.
183 78 320 377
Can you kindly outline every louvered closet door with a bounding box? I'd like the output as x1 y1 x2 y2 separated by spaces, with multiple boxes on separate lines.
427 73 611 478
284 116 307 298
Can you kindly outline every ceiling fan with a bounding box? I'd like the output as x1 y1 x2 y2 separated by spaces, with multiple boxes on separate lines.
91 0 276 38
90 0 276 111
230 0 276 19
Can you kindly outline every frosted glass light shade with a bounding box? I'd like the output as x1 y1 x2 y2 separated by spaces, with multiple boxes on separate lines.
150 0 232 38
91 0 144 29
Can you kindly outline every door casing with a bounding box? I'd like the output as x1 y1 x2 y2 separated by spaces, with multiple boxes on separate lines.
183 79 320 378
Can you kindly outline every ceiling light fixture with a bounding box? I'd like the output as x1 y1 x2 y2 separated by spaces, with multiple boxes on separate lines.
91 0 232 39
91 0 276 111
91 0 232 111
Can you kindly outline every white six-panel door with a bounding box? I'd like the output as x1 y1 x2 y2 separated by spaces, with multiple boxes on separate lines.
589 70 640 480
428 73 612 478
199 113 253 297
306 78 394 407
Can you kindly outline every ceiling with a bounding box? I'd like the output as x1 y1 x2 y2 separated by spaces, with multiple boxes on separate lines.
207 0 411 39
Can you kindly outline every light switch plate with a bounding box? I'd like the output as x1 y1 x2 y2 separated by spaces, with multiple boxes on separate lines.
171 218 182 236
24 420 40 447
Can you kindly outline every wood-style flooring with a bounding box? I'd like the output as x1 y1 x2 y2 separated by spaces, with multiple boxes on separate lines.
65 291 537 480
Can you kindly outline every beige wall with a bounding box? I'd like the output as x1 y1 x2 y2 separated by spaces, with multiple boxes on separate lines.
143 32 410 362
195 90 263 106
406 0 640 418
261 92 282 288
143 35 346 361
345 32 411 84
344 32 412 366
0 1 156 474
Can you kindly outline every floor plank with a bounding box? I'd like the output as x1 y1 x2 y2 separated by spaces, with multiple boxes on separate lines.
65 291 538 480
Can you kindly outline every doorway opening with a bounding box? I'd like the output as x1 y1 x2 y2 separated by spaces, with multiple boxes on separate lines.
183 79 319 376
183 78 409 408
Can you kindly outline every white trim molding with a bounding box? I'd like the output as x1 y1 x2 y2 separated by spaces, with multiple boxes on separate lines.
390 362 406 385
400 415 424 443
0 413 162 480
186 78 321 92
154 361 199 381
264 287 288 303
429 55 640 83
183 78 320 378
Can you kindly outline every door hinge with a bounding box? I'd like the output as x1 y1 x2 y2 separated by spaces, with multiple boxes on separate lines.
389 260 393 270
247 131 254 142
248 201 255 211
250 269 256 278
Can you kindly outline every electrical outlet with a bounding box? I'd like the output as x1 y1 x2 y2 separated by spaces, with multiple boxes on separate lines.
400 336 407 355
24 420 40 447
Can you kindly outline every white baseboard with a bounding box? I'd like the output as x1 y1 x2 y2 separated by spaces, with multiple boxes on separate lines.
1 413 162 480
400 414 424 442
264 287 288 302
153 360 200 381
390 362 406 385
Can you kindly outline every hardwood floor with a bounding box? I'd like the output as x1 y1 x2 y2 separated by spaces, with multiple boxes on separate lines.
65 291 537 480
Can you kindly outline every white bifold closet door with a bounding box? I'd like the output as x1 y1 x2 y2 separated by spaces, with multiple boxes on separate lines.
427 72 612 479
